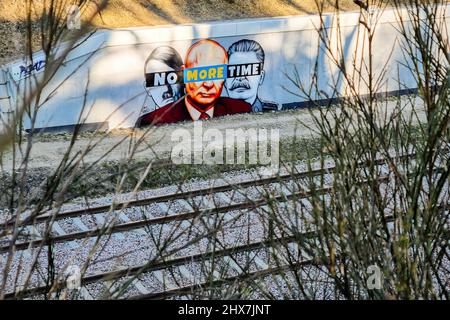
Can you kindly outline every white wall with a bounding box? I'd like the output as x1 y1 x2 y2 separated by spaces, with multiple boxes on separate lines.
0 69 13 131
1 4 449 131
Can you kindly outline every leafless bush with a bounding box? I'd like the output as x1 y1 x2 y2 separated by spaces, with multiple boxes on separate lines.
0 0 274 300
267 0 450 299
1 0 448 301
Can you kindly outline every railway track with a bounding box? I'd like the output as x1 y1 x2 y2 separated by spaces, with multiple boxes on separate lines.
3 166 333 229
2 154 409 230
7 203 448 300
2 155 400 252
3 152 446 300
4 234 313 299
0 185 335 253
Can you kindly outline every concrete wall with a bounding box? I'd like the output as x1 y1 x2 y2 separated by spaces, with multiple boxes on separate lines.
0 68 13 132
1 5 449 131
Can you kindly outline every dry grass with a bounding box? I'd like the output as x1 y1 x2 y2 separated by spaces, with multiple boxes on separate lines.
1 0 361 27
89 0 360 27
0 0 361 64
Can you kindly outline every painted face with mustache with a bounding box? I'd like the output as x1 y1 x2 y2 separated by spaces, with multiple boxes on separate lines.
229 78 251 91
145 59 183 107
148 82 182 107
225 51 265 106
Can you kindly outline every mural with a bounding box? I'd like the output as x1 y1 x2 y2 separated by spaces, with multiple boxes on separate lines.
6 8 444 132
225 39 278 113
136 38 279 127
143 46 184 108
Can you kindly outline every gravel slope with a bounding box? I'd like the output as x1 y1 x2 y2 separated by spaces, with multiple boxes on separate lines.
1 95 426 171
0 0 362 65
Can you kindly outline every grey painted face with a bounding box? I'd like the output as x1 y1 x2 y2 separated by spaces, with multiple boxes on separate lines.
225 51 265 106
145 59 183 107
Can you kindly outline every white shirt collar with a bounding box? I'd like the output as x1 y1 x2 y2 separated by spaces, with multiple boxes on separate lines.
185 98 214 121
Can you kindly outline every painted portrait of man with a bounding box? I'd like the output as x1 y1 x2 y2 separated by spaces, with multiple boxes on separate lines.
225 39 278 112
137 39 251 126
183 39 229 120
143 46 184 108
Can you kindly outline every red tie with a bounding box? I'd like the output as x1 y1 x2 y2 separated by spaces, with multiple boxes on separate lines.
199 112 210 120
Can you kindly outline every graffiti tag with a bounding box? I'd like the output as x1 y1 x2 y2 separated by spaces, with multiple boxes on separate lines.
19 60 46 78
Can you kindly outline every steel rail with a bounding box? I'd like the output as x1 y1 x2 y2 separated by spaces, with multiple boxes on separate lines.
2 168 397 253
0 184 336 253
3 234 314 299
2 153 412 229
2 166 331 229
129 260 316 300
5 201 448 300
